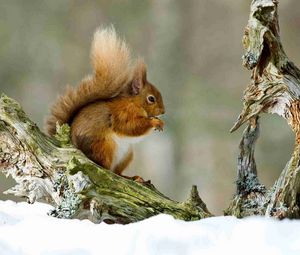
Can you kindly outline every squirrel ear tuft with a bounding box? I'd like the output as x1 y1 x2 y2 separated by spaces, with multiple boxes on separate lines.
131 59 147 95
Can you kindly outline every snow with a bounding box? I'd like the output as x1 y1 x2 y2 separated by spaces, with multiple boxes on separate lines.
0 201 300 255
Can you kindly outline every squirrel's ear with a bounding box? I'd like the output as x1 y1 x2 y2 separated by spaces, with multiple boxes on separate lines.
131 60 147 95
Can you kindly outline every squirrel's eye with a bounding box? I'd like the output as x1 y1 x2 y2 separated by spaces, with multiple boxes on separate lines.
147 95 156 104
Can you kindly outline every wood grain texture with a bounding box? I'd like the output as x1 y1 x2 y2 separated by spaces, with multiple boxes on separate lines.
0 95 211 224
1 0 300 221
227 0 300 219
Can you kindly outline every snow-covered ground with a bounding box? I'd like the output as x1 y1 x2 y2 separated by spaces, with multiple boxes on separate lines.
0 201 300 255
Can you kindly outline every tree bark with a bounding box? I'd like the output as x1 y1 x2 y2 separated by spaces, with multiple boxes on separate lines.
1 0 300 222
0 95 211 224
226 0 300 219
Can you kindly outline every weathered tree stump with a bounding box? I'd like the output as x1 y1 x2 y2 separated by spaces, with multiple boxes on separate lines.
1 0 300 222
226 0 300 219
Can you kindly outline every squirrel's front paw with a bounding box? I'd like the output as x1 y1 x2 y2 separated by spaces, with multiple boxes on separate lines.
151 117 164 131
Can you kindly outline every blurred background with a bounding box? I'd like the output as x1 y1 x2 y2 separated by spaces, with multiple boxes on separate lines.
0 0 299 215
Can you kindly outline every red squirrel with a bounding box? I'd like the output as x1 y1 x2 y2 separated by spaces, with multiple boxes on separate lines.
46 26 165 176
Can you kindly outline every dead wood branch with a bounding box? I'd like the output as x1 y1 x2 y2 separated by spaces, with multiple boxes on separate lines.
227 0 300 219
0 95 211 224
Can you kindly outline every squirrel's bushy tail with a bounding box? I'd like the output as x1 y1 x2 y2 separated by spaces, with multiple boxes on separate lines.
46 26 133 135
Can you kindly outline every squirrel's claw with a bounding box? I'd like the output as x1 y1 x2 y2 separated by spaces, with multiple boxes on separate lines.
121 174 151 185
151 117 164 132
132 175 152 185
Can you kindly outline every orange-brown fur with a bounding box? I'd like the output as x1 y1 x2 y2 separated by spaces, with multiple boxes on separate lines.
46 26 165 175
114 150 133 175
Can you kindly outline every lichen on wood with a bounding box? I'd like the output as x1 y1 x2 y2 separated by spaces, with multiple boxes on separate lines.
227 0 300 219
0 94 211 224
1 0 300 222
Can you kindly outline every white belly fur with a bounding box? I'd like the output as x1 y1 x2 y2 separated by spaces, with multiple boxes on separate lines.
111 134 146 169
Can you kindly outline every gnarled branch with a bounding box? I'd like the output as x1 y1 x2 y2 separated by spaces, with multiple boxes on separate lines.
1 0 300 222
0 95 211 224
227 0 300 219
